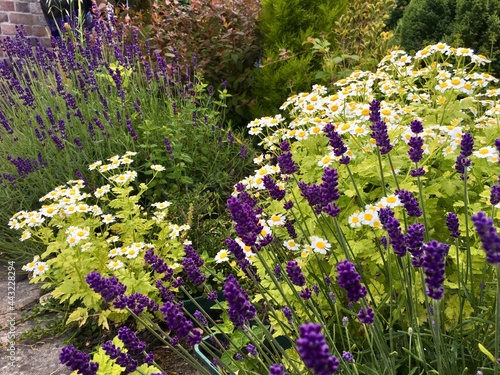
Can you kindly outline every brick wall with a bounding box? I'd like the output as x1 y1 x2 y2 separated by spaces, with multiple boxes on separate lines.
0 0 51 57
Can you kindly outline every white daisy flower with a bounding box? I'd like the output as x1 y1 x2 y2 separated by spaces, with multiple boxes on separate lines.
40 204 59 217
94 184 111 198
20 230 31 241
267 214 286 227
33 262 49 276
348 212 362 228
88 160 103 171
102 214 116 224
125 247 140 259
473 146 497 159
22 256 40 271
283 239 300 251
215 249 230 263
107 260 124 270
310 235 331 254
152 201 172 210
151 164 165 172
360 209 380 227
106 236 120 243
81 242 92 252
379 195 402 208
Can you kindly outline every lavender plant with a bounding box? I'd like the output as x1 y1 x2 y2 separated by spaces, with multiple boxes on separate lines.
0 16 253 262
56 44 500 374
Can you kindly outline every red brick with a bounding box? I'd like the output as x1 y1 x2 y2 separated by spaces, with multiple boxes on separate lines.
30 2 43 14
0 12 8 23
32 25 49 38
9 12 35 25
1 23 18 35
15 2 31 12
0 1 15 11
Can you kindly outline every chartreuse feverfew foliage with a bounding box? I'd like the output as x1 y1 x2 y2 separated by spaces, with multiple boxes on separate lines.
13 154 194 329
52 44 500 375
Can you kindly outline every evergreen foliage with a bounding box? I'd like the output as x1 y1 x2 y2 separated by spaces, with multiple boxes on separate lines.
453 0 500 73
399 0 456 52
250 0 347 117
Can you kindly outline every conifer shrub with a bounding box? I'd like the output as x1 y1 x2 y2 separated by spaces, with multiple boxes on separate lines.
452 0 500 75
398 0 456 52
249 0 347 117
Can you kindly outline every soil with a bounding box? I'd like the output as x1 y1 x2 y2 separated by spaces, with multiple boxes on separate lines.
0 262 202 375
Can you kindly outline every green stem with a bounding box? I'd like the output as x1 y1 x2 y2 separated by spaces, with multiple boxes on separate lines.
462 169 474 304
495 265 500 375
376 150 387 196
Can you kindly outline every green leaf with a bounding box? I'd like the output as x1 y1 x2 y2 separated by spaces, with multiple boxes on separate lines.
66 307 89 327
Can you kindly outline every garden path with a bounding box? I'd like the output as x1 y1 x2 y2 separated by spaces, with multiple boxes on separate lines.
0 264 202 375
0 263 70 374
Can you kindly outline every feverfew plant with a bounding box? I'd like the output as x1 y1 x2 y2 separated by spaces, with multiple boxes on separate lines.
13 153 192 328
57 44 500 375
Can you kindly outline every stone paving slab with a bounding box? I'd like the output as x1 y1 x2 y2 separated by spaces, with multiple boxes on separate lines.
0 262 69 375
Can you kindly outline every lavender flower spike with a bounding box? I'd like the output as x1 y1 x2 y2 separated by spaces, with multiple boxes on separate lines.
396 189 422 217
422 241 449 300
369 100 393 154
336 260 367 302
446 212 461 239
296 323 339 375
224 274 256 329
472 211 500 264
86 271 126 303
60 345 99 375
286 260 306 287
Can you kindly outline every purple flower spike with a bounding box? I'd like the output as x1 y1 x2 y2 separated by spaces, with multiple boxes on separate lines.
410 120 423 134
324 123 350 164
406 223 425 267
182 244 206 287
408 136 424 163
160 301 193 339
336 260 367 303
490 185 500 205
422 241 449 300
472 211 500 264
224 274 256 329
455 133 474 179
396 189 422 217
227 196 262 248
263 174 286 201
102 341 138 373
59 345 99 375
86 271 126 303
269 363 289 375
117 326 146 355
357 307 375 324
446 212 461 239
369 100 393 154
282 306 293 323
277 152 297 175
286 260 306 287
342 351 355 363
296 323 339 375
385 216 407 257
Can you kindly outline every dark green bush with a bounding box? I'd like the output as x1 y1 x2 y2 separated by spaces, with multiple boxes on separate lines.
452 0 500 74
396 0 500 75
398 0 456 52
